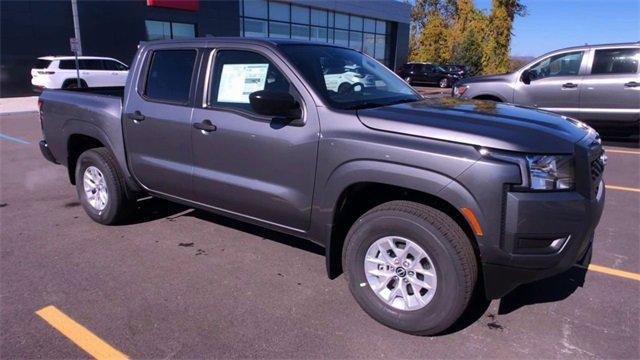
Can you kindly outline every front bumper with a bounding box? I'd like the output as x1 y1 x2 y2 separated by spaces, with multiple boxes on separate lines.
483 184 604 298
482 133 605 299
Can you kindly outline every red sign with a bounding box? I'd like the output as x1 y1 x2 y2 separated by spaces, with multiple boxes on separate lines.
147 0 199 11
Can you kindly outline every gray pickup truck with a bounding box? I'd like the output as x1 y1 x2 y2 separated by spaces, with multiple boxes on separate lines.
453 42 639 134
38 38 605 335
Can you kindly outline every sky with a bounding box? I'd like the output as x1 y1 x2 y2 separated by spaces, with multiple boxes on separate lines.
471 0 639 57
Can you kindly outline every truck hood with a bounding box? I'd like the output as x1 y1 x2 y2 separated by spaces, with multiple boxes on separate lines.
357 98 589 153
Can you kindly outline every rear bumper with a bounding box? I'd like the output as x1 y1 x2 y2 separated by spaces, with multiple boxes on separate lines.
482 182 605 299
39 140 59 164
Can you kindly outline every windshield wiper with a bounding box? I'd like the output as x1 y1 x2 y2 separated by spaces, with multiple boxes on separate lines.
346 102 386 110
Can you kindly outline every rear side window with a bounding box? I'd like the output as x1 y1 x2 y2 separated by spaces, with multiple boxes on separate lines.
35 60 51 69
79 59 104 70
103 60 128 71
144 49 197 103
59 60 77 69
591 48 639 74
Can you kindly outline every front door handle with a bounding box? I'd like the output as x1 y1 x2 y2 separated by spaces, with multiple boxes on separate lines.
130 111 145 122
193 119 217 133
562 82 578 89
624 81 639 88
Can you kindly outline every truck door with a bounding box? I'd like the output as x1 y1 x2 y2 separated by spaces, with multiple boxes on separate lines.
580 47 640 124
190 48 319 231
122 48 199 199
514 50 586 119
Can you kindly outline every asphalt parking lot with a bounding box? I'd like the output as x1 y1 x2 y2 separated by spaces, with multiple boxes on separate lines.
1 109 638 358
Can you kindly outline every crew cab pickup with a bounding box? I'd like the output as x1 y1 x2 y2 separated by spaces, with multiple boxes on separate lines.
38 38 606 335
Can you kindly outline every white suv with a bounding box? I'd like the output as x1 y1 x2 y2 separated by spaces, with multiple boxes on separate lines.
31 56 129 91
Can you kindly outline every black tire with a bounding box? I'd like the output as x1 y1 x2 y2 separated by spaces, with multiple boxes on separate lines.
75 148 134 225
439 78 450 88
342 200 477 335
63 79 86 89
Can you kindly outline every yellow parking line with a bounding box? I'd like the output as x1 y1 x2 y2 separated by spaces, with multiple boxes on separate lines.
583 264 640 282
35 305 128 360
605 185 640 193
605 149 640 155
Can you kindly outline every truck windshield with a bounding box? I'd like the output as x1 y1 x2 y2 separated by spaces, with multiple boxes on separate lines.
279 45 420 110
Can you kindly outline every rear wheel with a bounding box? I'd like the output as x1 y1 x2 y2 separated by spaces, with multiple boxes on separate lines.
439 78 450 88
343 200 477 335
75 148 134 225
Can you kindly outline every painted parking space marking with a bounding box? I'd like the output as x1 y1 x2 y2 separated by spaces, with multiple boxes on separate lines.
35 305 128 360
578 264 640 282
605 149 640 155
0 132 30 144
605 185 640 193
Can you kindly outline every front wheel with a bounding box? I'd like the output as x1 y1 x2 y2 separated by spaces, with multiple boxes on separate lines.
75 148 135 225
439 78 450 88
342 201 477 335
404 76 412 85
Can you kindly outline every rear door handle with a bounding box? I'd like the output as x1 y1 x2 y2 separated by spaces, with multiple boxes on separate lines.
624 81 639 87
193 119 217 133
562 82 578 89
130 111 145 122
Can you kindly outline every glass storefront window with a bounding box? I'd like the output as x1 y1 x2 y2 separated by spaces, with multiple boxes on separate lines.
364 18 376 33
244 18 267 37
349 31 363 51
335 13 349 29
311 9 327 26
291 5 309 24
244 0 268 19
310 26 327 42
269 21 289 38
145 20 194 40
269 1 289 22
375 34 386 60
172 23 195 39
350 16 363 31
238 0 392 66
291 24 310 40
334 29 348 46
363 33 375 56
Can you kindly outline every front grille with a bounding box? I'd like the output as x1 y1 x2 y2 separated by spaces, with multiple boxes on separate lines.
590 157 604 182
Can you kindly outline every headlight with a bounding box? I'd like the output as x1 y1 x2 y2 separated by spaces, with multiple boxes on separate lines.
526 155 574 190
453 85 468 96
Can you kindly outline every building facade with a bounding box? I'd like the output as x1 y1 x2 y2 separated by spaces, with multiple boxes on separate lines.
0 0 410 97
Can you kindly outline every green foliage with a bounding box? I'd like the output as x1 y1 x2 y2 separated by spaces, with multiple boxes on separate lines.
408 0 525 75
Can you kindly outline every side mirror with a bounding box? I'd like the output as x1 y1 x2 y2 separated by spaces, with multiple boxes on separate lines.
521 69 531 85
249 90 301 119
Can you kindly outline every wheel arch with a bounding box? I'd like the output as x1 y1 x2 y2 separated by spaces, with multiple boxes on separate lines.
319 161 481 279
62 78 87 88
472 94 504 102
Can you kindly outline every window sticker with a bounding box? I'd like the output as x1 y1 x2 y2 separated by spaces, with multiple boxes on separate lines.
217 63 269 103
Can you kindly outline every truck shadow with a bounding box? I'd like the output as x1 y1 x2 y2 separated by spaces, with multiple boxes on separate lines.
497 265 587 315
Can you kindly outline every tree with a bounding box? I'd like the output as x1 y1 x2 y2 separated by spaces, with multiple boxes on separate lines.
482 0 526 74
408 0 525 75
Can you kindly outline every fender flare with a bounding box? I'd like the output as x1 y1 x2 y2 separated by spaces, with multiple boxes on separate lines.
317 160 484 278
61 119 139 192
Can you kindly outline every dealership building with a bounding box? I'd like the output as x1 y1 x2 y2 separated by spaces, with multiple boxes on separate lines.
0 0 410 97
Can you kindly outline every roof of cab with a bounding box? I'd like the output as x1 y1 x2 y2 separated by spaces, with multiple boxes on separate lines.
139 36 351 50
37 55 121 61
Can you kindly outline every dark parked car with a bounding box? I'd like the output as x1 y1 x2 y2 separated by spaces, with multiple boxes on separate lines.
442 64 468 77
396 62 461 88
38 38 605 335
453 42 639 133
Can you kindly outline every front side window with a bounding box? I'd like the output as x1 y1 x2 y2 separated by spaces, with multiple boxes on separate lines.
279 45 419 110
209 50 292 114
144 50 196 103
528 51 584 81
79 60 104 70
591 48 639 74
